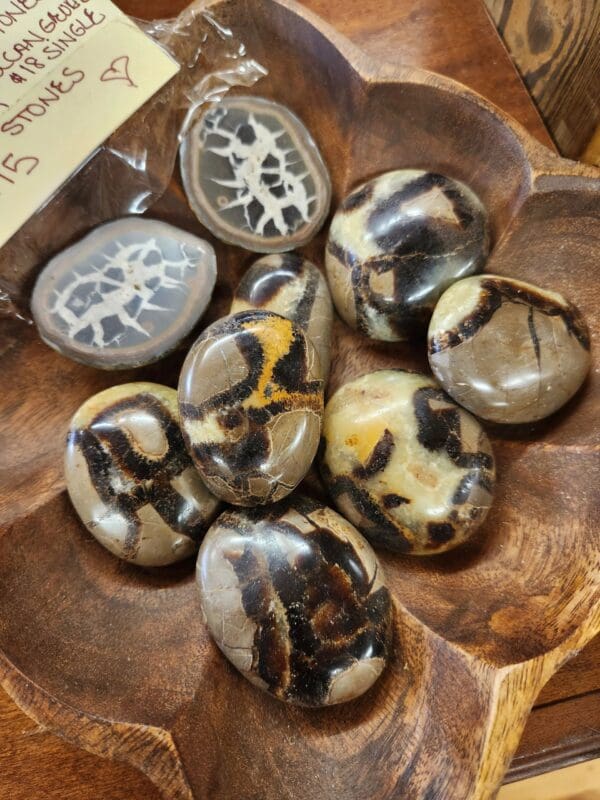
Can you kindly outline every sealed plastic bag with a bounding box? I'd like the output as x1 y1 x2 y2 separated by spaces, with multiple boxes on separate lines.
0 1 266 320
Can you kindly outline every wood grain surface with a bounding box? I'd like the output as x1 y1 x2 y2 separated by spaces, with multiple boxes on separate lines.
126 0 553 149
485 0 600 160
1 642 598 800
0 0 597 800
501 759 600 799
583 126 600 168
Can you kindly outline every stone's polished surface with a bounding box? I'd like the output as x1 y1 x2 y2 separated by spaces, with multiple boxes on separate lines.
321 370 495 555
197 496 393 706
230 253 333 379
65 383 221 567
180 96 331 253
32 218 217 370
178 310 324 506
428 275 592 424
326 170 490 341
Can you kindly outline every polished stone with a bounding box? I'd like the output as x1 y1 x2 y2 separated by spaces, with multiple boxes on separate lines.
326 170 489 341
321 370 495 555
32 218 217 369
197 496 393 706
178 310 324 506
230 253 333 379
65 383 221 567
180 96 331 253
428 275 592 424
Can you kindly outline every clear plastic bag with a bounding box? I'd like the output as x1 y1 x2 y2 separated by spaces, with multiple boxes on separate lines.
0 1 266 321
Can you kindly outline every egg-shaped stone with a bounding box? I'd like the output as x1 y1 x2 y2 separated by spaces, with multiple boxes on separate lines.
32 218 217 369
326 170 490 341
320 370 495 555
180 96 331 253
428 275 592 424
197 496 393 706
178 310 324 506
230 253 333 379
65 383 221 567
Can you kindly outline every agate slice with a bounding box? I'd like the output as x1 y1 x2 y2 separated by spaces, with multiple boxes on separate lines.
32 218 217 369
197 497 393 706
230 253 333 378
321 370 495 555
65 383 221 567
428 275 592 424
180 96 331 252
178 310 324 506
326 170 490 341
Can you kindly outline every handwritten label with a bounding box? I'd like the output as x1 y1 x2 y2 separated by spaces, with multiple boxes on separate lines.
0 0 179 249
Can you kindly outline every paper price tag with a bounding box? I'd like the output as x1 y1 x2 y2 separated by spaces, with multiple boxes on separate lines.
0 0 179 249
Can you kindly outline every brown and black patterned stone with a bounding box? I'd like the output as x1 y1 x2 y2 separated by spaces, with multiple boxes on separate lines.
197 496 393 706
320 370 495 555
65 383 221 567
178 310 324 506
428 275 592 423
231 253 334 379
325 170 490 341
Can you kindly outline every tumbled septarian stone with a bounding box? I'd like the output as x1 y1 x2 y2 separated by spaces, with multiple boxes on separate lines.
178 310 324 506
320 370 495 555
32 218 217 369
428 275 592 424
197 497 393 706
325 170 490 341
65 383 221 567
230 253 333 378
180 96 331 253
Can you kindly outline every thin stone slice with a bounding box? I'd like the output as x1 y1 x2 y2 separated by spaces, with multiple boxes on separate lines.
32 218 217 369
180 96 331 253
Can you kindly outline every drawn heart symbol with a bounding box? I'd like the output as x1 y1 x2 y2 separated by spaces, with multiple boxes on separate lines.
100 55 137 89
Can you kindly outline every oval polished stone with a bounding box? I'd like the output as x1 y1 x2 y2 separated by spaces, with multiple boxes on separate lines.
428 275 592 424
178 310 324 506
230 253 333 379
325 170 490 341
65 383 221 567
197 497 393 706
32 218 217 369
321 370 495 555
180 96 331 253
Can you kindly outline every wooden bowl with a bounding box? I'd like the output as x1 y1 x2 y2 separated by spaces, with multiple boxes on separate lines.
0 1 598 798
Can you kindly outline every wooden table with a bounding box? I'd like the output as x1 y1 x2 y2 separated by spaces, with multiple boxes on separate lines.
0 0 598 796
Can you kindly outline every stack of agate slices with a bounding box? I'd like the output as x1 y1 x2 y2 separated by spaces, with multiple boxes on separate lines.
30 95 591 708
